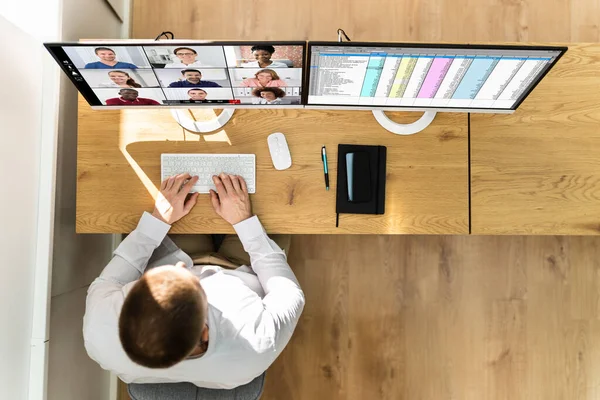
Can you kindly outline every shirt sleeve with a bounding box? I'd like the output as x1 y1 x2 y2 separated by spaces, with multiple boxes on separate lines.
84 212 171 321
233 216 305 346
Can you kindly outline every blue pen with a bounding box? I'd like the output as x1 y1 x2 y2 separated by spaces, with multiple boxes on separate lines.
321 146 329 190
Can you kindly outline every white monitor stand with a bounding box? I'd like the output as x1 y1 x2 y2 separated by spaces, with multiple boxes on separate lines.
335 29 438 136
170 106 436 136
371 110 437 135
170 108 235 133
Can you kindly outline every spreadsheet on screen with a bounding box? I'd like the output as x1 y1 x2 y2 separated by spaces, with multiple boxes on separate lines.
307 45 563 109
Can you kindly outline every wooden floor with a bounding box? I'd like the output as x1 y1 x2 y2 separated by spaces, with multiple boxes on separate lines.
275 235 600 400
123 0 600 399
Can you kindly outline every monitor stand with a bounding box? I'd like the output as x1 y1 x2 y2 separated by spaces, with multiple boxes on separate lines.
170 108 235 133
372 110 437 135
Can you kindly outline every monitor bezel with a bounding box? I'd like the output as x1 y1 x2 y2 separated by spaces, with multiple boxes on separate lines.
44 40 308 109
303 41 568 112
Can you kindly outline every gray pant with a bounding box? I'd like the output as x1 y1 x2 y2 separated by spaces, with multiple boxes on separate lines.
127 372 265 400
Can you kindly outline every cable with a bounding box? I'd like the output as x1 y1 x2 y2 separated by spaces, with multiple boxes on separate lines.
337 29 351 42
154 31 175 41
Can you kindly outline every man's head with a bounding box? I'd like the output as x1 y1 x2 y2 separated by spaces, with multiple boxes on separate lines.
250 45 276 63
95 47 116 62
119 264 208 368
174 47 198 64
119 89 139 101
181 69 202 84
188 88 207 101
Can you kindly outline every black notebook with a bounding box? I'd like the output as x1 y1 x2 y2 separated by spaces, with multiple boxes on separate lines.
335 144 387 226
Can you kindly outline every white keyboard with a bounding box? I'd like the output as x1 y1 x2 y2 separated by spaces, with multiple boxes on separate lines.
161 154 256 193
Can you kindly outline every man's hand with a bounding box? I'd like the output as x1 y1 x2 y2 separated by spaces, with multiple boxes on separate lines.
152 173 200 224
210 173 253 225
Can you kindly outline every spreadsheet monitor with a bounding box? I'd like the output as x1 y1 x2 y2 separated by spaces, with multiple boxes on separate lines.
305 42 567 111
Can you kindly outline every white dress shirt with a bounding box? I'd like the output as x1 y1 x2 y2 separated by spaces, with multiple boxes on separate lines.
165 61 205 69
83 212 304 389
241 61 289 68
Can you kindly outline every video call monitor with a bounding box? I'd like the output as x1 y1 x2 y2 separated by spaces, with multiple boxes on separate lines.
305 42 567 111
44 41 306 109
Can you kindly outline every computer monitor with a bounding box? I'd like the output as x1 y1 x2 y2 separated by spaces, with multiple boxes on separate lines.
305 42 567 113
44 41 306 109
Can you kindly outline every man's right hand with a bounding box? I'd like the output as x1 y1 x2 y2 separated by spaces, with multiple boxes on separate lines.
152 173 199 225
210 173 253 225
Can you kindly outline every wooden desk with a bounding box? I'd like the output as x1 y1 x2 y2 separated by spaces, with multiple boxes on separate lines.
471 43 600 234
77 98 469 234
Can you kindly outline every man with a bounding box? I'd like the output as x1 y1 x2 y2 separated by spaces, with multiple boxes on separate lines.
105 89 161 105
166 47 204 68
85 47 138 69
188 88 208 101
168 69 222 88
83 173 304 389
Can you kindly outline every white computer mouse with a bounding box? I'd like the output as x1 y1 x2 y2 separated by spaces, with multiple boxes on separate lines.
267 132 292 170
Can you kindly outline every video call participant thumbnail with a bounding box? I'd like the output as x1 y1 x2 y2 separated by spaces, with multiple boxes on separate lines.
98 70 142 88
242 69 287 88
166 47 204 69
252 87 286 104
188 88 207 101
105 89 160 105
242 45 289 68
85 47 138 69
168 69 222 88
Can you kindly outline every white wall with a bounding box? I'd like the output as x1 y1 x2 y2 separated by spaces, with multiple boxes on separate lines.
0 1 62 399
0 15 50 400
47 0 128 399
1 0 128 399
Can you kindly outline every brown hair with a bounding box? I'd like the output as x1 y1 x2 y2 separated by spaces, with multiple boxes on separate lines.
119 268 206 368
254 69 280 81
182 69 201 75
94 47 115 54
174 47 197 55
109 70 142 88
252 87 286 99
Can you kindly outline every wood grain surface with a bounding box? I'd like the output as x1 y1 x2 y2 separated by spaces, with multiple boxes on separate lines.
131 0 600 43
77 98 468 234
261 234 600 400
471 43 600 234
